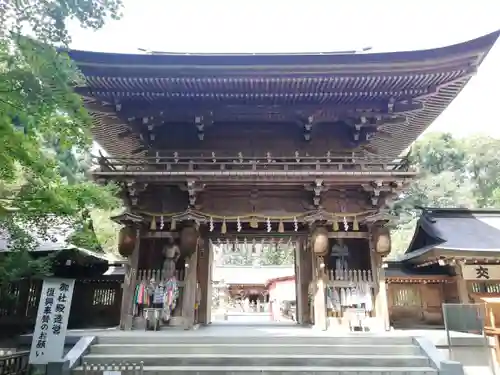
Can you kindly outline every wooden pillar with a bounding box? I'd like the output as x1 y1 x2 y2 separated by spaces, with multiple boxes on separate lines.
196 237 210 325
294 241 303 324
371 251 390 331
454 261 470 303
120 228 141 331
313 255 327 331
206 241 214 324
296 238 313 325
369 224 391 331
182 247 198 329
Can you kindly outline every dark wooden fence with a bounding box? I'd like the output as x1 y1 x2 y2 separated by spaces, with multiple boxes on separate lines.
0 351 29 375
0 277 123 339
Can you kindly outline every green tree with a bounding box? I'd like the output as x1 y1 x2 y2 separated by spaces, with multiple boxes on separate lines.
462 136 500 207
0 0 123 283
410 132 466 175
218 242 295 266
218 244 254 266
389 132 500 259
259 243 294 266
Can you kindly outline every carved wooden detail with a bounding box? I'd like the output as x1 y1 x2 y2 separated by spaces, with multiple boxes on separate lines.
138 185 188 213
200 188 310 216
321 190 371 213
135 185 377 215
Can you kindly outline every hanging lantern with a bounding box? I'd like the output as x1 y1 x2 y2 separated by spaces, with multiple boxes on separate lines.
118 227 137 257
310 227 329 256
180 226 199 255
373 225 391 256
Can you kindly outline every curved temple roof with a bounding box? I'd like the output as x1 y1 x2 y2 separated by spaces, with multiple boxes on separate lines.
68 31 499 158
403 208 500 264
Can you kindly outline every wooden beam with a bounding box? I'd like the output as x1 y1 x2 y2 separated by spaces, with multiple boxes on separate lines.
79 98 423 121
454 261 471 304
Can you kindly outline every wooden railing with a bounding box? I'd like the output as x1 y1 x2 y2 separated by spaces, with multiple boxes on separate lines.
93 154 414 174
327 269 374 285
0 351 29 375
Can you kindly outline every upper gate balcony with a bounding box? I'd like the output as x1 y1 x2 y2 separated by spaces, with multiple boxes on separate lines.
91 152 417 184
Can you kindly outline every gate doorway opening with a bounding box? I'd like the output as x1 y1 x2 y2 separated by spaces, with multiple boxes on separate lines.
211 238 298 326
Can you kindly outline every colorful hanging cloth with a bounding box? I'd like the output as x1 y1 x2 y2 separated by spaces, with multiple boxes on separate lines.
134 283 150 305
162 276 179 321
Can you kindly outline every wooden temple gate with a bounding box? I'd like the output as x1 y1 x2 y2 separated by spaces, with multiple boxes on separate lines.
66 33 497 331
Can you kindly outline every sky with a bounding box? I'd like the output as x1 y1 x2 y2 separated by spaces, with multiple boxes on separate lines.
68 0 500 139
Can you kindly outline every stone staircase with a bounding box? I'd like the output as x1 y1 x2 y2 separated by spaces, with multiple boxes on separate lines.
73 334 439 374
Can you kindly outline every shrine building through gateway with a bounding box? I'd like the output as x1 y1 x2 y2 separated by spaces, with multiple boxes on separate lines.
68 31 499 331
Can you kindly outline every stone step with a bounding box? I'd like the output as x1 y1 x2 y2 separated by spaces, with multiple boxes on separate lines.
82 353 430 367
96 335 414 346
74 365 438 375
90 343 422 356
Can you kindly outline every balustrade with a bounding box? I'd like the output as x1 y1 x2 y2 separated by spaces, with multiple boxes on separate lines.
93 153 413 174
136 269 185 287
327 269 374 285
0 351 29 375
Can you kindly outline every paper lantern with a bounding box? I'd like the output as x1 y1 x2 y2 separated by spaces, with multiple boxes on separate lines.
373 225 391 256
118 227 137 257
311 227 329 256
180 226 199 255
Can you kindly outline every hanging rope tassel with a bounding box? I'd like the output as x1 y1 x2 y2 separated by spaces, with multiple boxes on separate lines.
353 217 359 231
221 218 227 234
249 216 259 229
333 220 339 231
170 218 176 231
150 216 157 230
278 220 284 233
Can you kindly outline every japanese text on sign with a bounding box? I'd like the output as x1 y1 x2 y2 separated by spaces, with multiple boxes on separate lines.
462 264 500 281
29 279 75 365
475 266 490 280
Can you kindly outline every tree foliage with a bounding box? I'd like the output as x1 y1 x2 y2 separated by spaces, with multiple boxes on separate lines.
389 132 500 259
0 0 124 283
217 243 295 266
